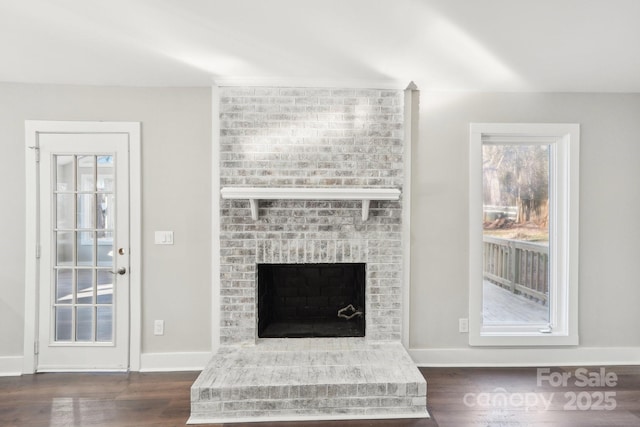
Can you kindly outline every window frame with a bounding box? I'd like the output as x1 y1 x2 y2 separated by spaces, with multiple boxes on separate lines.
469 123 579 346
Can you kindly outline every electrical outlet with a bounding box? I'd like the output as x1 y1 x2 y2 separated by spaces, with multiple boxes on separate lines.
154 320 165 336
459 318 469 333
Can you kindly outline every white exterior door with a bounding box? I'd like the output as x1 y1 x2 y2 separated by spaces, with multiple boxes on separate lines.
36 132 130 371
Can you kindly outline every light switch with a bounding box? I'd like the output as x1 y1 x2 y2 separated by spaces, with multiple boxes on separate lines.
154 231 174 245
154 320 164 335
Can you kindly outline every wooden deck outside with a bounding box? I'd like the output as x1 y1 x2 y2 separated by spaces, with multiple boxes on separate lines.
483 236 549 304
483 280 549 323
483 235 550 323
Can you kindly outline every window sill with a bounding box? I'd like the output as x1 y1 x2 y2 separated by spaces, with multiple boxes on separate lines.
469 328 579 347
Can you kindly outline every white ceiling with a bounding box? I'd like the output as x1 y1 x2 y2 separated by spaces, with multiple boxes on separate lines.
2 0 640 92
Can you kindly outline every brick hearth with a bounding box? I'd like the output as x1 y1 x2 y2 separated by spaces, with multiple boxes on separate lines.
189 339 427 424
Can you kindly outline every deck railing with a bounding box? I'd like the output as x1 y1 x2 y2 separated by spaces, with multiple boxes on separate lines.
483 205 517 221
483 236 549 305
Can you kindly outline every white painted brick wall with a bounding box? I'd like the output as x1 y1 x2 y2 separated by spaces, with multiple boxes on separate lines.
219 87 404 345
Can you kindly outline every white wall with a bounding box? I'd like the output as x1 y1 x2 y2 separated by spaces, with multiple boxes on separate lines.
409 92 640 365
3 85 639 372
0 83 212 371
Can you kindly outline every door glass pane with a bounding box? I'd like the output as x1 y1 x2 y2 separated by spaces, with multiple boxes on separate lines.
56 231 74 266
56 269 73 304
55 307 73 341
97 270 113 304
76 306 93 342
77 232 94 266
56 155 74 191
56 194 74 229
77 194 94 229
96 306 113 342
96 194 114 231
97 156 114 192
482 144 550 325
76 269 93 304
97 232 114 267
77 156 95 192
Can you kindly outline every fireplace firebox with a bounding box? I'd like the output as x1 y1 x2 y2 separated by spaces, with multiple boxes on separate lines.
257 263 365 338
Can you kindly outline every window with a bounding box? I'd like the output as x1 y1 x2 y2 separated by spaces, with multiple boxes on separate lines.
469 123 579 346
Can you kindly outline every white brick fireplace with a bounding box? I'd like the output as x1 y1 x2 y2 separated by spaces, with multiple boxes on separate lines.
189 86 427 424
216 87 406 345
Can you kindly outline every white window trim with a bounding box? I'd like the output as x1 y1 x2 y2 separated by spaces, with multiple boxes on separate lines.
469 123 579 346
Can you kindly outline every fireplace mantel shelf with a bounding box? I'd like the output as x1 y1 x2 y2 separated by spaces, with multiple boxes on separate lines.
220 187 401 221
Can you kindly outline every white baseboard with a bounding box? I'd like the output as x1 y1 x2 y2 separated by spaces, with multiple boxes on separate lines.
409 346 640 367
139 351 212 372
1 352 213 375
8 347 637 375
0 356 24 376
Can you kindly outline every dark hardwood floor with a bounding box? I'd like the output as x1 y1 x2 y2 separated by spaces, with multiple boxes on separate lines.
1 366 639 426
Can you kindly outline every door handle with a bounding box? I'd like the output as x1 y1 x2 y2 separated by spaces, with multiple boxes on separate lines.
112 267 126 275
